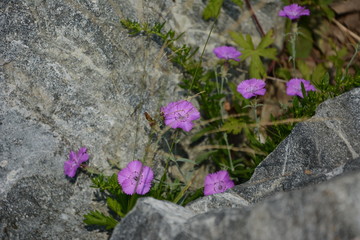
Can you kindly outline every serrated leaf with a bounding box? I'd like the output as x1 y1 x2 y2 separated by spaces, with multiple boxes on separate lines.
230 32 252 50
249 55 265 78
83 210 118 230
257 48 277 59
221 118 245 134
203 0 224 20
257 29 274 49
246 35 255 50
239 49 253 59
107 197 125 218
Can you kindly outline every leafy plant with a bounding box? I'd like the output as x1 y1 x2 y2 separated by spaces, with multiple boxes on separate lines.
230 30 277 78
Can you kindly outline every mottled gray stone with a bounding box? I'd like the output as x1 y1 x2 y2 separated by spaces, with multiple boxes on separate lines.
234 87 360 203
176 171 360 240
185 192 249 214
110 198 195 240
0 0 182 239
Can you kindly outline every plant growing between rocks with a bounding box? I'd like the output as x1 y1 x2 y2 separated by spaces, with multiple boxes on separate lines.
62 0 360 233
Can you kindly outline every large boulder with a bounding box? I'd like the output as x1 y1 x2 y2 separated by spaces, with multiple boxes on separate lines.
111 171 360 240
0 0 284 239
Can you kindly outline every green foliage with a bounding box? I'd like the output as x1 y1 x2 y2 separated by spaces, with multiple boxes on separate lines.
202 0 243 20
286 27 313 59
230 30 277 78
203 0 224 20
83 211 118 230
82 4 360 233
83 174 140 230
120 19 199 69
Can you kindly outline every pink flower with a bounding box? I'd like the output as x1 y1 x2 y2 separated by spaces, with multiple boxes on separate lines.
64 147 89 178
237 79 266 99
213 46 242 61
279 4 310 20
118 160 154 195
286 78 316 98
161 100 200 132
204 170 235 196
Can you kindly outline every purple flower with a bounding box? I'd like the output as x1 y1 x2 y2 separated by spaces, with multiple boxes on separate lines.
64 147 89 178
213 46 242 62
161 100 200 132
279 4 310 20
118 160 154 195
286 78 316 98
204 170 235 196
237 79 267 99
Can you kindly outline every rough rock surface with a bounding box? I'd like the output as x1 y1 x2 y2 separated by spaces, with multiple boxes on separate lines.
0 0 284 239
234 87 360 203
176 171 360 240
110 88 360 239
111 172 360 240
110 198 195 240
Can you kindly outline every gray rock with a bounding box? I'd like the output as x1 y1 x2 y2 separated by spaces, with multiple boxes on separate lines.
110 198 195 240
234 87 360 203
0 0 182 239
176 171 360 240
185 192 249 214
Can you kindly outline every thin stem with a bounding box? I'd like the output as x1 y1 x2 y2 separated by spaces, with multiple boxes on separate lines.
342 43 360 82
223 133 234 171
290 22 298 70
190 18 217 90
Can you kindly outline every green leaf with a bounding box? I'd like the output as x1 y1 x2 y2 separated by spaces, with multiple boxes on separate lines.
311 64 327 85
176 158 197 164
203 0 224 20
246 35 255 50
239 49 254 60
195 150 218 164
83 210 118 230
230 30 277 78
249 55 265 78
257 29 274 49
221 118 245 135
297 60 312 80
107 197 125 218
230 0 243 7
287 27 313 59
257 48 277 59
229 32 252 50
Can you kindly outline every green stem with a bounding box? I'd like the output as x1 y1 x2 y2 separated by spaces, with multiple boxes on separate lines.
223 133 234 171
290 22 298 70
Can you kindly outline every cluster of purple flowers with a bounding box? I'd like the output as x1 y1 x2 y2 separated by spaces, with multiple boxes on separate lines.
64 149 234 195
235 77 316 99
64 3 314 198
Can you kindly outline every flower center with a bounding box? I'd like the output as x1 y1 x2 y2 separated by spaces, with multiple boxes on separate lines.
175 111 189 122
246 85 256 93
131 171 143 184
214 181 225 192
